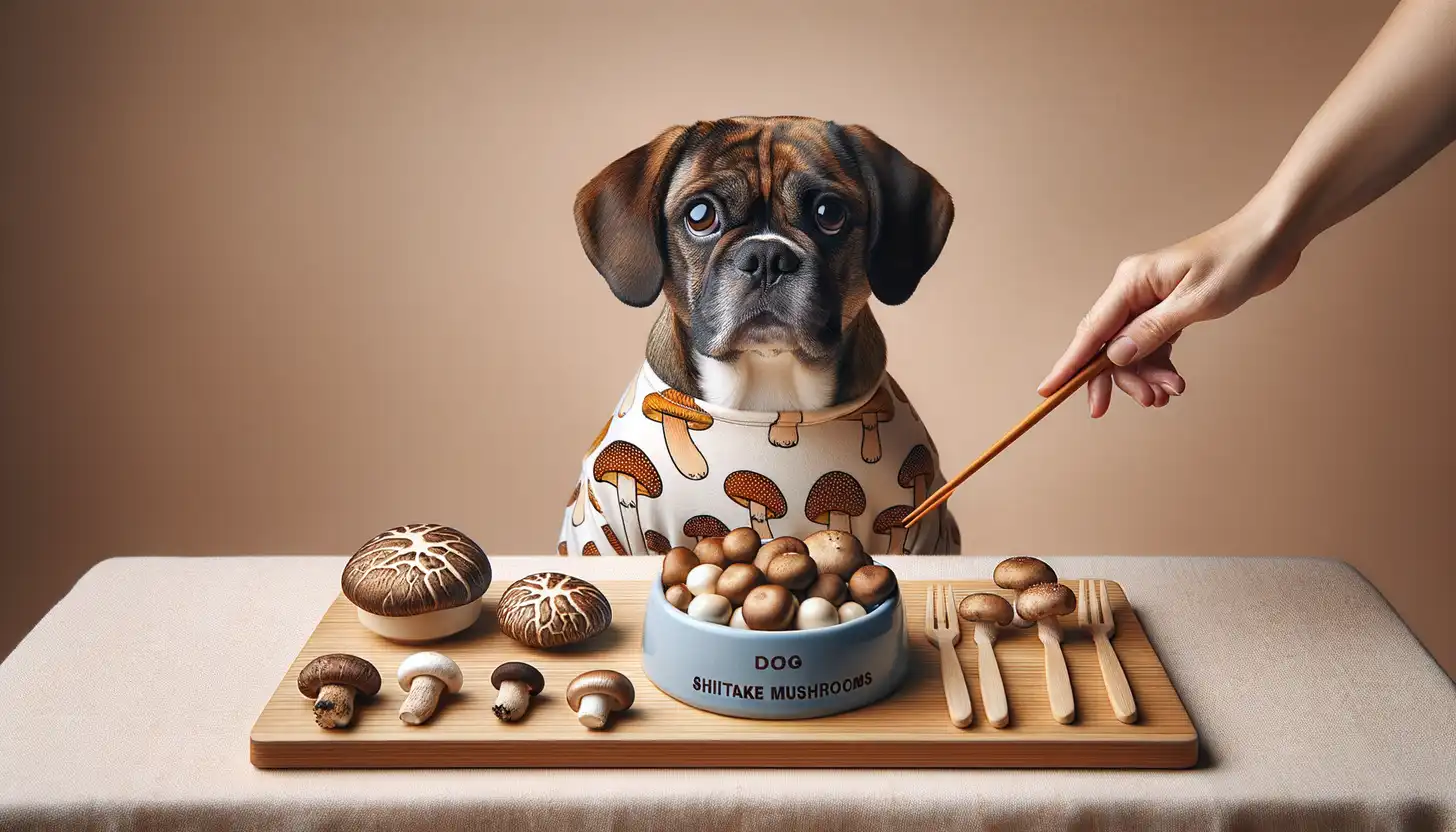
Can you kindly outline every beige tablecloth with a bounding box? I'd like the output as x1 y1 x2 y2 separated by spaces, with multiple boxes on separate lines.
0 556 1451 831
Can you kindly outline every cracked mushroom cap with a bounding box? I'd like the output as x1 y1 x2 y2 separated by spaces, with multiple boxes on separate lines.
496 572 613 649
1016 582 1077 621
898 445 933 488
683 515 730 539
641 390 713 429
723 471 788 518
397 651 464 693
491 661 545 695
341 524 492 617
593 441 662 498
298 654 381 698
565 669 635 713
993 556 1058 591
873 505 913 536
804 471 867 525
839 386 895 421
958 592 1014 626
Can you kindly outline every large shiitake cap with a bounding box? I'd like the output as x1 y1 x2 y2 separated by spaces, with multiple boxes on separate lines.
1015 582 1077 621
754 536 809 572
298 654 381 698
721 527 762 564
958 592 1014 626
497 572 612 648
803 529 869 580
993 556 1057 591
341 524 492 617
662 547 699 587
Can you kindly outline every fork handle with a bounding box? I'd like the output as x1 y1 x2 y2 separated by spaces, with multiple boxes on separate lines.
976 639 1009 728
1093 633 1138 724
1044 641 1076 725
938 640 974 728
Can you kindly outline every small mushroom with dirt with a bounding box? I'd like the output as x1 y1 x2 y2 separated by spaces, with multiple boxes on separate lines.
566 670 636 729
490 661 544 723
298 654 381 729
396 651 464 725
994 556 1058 628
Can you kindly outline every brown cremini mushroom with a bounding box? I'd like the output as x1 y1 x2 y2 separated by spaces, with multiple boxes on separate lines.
566 670 635 729
716 563 766 605
957 593 1014 728
873 505 914 555
764 551 818 591
804 471 866 533
643 530 672 555
594 441 662 556
341 524 492 643
642 390 713 480
768 410 802 448
806 572 849 606
682 515 730 544
959 592 1015 628
753 536 809 572
664 583 694 611
721 527 762 564
837 387 896 463
994 556 1058 628
490 661 544 722
396 651 463 726
848 564 898 607
741 584 797 631
723 471 788 539
298 654 381 729
803 529 870 579
693 536 729 568
496 572 612 648
662 546 699 587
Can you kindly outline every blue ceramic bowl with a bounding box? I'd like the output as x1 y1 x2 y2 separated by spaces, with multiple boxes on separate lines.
640 571 910 719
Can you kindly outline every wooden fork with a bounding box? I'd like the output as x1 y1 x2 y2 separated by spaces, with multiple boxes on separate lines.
1079 579 1138 724
924 585 974 728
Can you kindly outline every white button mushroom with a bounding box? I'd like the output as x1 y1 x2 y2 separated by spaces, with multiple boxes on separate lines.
729 607 749 629
795 596 840 630
687 593 733 625
565 670 636 730
685 563 724 597
837 601 868 623
396 652 464 725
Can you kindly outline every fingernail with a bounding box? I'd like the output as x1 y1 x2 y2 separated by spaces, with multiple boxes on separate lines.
1159 382 1181 397
1107 337 1138 366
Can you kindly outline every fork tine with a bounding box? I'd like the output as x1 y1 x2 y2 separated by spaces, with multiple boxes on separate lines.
1077 579 1088 627
925 585 935 633
944 584 958 628
1099 579 1114 633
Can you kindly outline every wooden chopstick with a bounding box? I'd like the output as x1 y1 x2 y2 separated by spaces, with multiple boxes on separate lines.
903 348 1115 527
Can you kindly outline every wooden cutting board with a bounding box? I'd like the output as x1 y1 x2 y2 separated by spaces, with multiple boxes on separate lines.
250 579 1197 769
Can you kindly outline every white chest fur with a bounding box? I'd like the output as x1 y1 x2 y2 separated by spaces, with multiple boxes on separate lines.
694 351 835 412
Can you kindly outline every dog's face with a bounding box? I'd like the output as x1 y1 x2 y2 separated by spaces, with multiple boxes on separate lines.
575 116 953 373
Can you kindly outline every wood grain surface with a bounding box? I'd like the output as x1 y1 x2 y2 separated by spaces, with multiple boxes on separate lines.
250 579 1198 769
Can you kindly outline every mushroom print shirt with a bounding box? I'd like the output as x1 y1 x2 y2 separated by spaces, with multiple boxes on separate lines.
559 362 961 557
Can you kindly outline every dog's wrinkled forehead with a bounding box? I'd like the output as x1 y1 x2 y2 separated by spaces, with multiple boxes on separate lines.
663 118 865 221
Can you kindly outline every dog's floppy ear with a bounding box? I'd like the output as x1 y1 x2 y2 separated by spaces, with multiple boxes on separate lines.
836 124 954 306
573 125 692 307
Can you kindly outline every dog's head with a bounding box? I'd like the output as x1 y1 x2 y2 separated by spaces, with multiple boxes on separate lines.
574 116 953 369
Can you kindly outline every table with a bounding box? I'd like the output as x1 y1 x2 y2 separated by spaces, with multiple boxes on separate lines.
0 556 1451 831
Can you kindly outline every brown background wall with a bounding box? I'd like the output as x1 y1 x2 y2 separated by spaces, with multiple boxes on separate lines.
2 0 1452 675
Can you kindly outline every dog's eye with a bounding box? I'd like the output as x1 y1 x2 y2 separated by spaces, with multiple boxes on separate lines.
685 199 719 236
813 195 847 235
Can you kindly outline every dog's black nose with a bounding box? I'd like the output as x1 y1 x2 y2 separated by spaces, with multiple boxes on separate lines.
735 238 801 288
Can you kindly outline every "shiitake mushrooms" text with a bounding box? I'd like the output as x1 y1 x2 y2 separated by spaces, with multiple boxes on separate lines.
692 672 875 701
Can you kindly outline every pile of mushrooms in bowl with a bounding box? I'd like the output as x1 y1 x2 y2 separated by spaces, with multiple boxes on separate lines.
661 527 898 630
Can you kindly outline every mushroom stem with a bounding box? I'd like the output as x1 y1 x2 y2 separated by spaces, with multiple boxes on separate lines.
887 525 908 555
860 414 882 463
748 501 773 539
313 684 358 729
398 675 447 725
492 679 533 722
614 474 641 556
769 411 802 448
1009 590 1034 628
576 693 613 729
661 415 708 480
572 480 588 526
828 511 851 533
1037 619 1075 724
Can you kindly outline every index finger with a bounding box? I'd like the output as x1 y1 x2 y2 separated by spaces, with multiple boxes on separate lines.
1037 275 1136 396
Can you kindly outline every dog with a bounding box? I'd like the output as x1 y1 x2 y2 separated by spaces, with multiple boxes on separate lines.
558 116 959 557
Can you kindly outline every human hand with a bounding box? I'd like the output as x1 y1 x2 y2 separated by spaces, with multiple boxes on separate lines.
1038 204 1305 417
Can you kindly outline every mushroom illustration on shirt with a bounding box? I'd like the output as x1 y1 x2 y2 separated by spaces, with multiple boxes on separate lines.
641 390 713 480
723 471 787 540
582 542 601 556
769 411 803 448
805 471 867 534
644 530 672 555
602 525 629 557
569 479 603 527
593 441 662 556
683 515 730 544
874 505 914 555
616 374 637 418
837 387 895 463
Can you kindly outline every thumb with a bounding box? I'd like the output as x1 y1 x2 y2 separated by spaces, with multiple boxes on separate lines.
1105 296 1199 366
